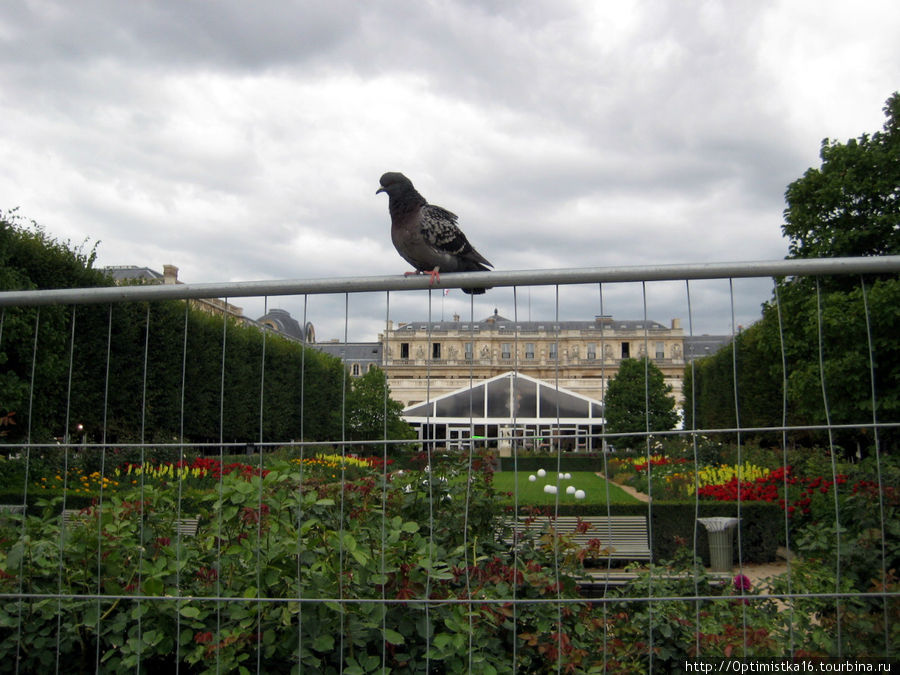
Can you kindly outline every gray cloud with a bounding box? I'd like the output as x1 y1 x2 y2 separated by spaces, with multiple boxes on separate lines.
1 0 897 342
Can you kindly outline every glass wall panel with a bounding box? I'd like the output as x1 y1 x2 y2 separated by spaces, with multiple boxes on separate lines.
538 385 589 418
512 377 537 417
486 378 511 416
435 385 485 417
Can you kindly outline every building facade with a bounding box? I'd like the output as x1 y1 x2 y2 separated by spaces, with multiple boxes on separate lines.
379 309 690 408
315 342 384 377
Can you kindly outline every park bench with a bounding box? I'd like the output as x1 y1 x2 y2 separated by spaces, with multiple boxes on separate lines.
61 509 200 536
500 514 651 587
502 515 651 560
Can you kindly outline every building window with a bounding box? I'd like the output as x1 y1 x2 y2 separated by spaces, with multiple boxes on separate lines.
587 343 596 360
621 342 630 358
549 342 558 360
351 363 360 376
525 343 535 359
432 342 441 359
656 342 665 359
464 342 473 360
501 343 511 359
400 342 410 359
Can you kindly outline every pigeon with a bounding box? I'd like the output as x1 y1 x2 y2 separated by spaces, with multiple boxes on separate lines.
376 172 492 294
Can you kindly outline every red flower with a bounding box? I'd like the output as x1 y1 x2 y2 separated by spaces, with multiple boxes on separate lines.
194 631 213 644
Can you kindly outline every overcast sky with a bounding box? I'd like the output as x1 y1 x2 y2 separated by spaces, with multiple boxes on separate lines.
2 1 897 342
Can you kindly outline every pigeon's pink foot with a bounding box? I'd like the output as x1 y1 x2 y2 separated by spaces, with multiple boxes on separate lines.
403 268 441 285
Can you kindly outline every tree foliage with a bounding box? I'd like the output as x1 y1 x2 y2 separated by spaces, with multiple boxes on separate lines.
0 212 347 447
345 366 415 451
686 93 900 455
783 92 900 261
605 357 678 443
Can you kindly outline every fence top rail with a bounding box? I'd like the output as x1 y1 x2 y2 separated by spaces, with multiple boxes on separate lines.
1 256 899 307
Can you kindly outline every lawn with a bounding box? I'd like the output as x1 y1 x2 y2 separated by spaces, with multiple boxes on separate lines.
492 470 641 506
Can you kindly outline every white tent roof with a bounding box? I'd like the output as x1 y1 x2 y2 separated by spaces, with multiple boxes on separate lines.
402 371 604 425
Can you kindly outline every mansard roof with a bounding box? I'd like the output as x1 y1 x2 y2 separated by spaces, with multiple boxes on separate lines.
394 313 671 333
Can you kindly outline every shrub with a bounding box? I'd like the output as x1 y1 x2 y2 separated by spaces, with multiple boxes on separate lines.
0 451 611 672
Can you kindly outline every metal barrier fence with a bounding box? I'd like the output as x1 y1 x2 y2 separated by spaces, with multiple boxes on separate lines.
1 257 898 673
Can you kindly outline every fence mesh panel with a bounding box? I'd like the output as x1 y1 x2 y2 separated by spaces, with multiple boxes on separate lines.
1 258 898 673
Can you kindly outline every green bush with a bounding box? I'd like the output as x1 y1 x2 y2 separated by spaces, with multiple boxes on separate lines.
0 452 609 673
498 454 610 472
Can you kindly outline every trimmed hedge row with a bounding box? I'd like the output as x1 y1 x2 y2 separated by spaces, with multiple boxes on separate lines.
499 455 610 472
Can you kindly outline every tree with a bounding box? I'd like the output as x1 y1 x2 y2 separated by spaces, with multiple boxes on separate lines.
346 367 415 452
1 211 110 441
782 92 900 261
777 92 900 455
687 93 900 456
0 212 348 447
605 358 678 445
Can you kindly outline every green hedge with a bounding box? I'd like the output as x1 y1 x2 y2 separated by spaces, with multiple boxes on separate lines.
511 501 784 564
499 454 610 472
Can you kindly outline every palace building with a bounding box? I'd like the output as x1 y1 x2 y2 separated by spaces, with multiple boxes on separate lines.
379 309 689 409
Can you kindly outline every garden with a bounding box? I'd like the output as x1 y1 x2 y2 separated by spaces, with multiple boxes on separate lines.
0 438 897 673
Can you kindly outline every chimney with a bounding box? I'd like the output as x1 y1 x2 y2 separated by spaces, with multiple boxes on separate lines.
163 264 179 285
671 318 681 330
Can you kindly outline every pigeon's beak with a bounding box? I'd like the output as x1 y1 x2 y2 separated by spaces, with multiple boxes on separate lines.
376 187 386 195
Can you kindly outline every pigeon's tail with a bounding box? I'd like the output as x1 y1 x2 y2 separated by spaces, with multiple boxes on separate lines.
461 259 491 294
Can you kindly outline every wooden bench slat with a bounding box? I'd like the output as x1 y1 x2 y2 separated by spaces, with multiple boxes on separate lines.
500 515 651 561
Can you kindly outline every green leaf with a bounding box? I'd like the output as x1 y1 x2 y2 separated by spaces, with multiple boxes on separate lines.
312 633 334 652
350 548 369 566
432 633 452 650
143 577 164 596
383 628 405 645
179 605 200 619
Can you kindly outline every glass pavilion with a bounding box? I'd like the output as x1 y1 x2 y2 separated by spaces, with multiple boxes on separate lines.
401 371 606 454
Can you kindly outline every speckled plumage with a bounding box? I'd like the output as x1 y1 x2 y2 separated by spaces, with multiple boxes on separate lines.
377 172 492 294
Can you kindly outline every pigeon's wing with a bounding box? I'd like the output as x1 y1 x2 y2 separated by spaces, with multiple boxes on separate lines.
420 205 492 268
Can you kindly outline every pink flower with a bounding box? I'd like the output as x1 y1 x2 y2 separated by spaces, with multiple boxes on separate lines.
733 574 751 592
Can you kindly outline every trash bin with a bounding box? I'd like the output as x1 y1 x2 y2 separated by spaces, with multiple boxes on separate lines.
698 517 740 572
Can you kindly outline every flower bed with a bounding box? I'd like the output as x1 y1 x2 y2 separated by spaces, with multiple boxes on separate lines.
2 449 896 668
33 456 267 496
